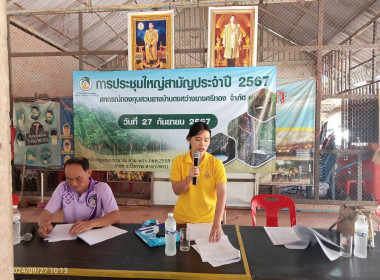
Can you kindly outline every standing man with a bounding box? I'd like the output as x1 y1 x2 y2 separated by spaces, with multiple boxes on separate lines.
144 22 158 65
222 15 242 67
38 157 120 237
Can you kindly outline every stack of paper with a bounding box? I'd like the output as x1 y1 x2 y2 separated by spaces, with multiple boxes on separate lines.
44 224 77 242
264 225 341 261
187 223 224 241
44 224 127 245
192 235 241 267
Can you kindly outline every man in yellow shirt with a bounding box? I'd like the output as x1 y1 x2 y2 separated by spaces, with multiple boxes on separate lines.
170 122 227 243
144 22 158 65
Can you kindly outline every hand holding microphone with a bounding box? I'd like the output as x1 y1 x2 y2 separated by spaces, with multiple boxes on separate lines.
192 151 200 185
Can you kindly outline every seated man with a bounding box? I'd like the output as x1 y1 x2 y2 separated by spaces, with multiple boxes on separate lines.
38 157 120 237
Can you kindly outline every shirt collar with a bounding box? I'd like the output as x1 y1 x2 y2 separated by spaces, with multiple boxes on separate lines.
69 177 95 201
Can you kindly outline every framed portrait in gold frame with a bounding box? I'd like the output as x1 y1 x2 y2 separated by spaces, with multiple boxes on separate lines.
128 11 174 70
207 6 258 68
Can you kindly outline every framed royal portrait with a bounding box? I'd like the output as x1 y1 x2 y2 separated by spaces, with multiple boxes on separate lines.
128 11 174 70
207 6 258 68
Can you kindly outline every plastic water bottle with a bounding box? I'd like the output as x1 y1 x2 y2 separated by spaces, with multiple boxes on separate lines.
354 215 368 258
13 205 21 245
165 213 177 256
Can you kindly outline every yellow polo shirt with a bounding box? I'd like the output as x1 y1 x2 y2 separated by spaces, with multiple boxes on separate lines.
170 152 227 224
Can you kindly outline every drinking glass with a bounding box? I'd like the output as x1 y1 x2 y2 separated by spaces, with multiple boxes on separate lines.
340 233 353 258
180 228 190 252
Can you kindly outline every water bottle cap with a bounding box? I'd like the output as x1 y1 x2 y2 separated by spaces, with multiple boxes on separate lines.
12 194 20 206
168 213 174 217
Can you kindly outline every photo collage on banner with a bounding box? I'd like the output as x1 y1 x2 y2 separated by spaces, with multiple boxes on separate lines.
260 78 316 185
60 98 75 167
207 6 258 68
13 98 75 168
13 99 61 168
128 11 174 70
73 66 277 173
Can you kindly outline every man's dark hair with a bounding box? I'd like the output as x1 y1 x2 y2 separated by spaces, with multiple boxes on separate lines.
64 157 90 171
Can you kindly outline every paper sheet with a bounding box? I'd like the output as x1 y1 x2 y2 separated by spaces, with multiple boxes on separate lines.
294 226 341 261
264 225 341 261
264 227 301 245
77 226 127 245
192 244 241 267
194 235 241 267
44 224 127 245
187 223 224 241
44 224 77 242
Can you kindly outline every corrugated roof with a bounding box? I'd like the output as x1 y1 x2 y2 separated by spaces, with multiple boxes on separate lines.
6 0 380 82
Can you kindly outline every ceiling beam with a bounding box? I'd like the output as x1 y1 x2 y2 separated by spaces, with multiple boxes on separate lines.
6 0 317 16
260 43 380 52
292 1 372 45
340 11 380 45
10 50 128 57
63 0 134 46
6 1 15 8
260 6 305 33
9 17 99 69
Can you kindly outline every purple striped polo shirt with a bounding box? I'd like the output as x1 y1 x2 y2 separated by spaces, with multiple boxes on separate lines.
45 178 119 223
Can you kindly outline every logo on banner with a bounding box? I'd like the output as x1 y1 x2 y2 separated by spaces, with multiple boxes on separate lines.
79 77 92 91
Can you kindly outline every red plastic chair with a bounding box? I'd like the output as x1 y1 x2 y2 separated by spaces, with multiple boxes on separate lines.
250 194 297 227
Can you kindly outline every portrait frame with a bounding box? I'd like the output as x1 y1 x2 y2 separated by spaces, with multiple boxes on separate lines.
207 6 258 68
128 11 174 70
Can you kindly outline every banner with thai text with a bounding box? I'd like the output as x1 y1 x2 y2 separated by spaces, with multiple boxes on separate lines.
261 78 315 184
13 99 61 168
73 66 277 172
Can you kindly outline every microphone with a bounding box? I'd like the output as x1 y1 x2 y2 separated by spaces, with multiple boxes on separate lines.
193 151 200 185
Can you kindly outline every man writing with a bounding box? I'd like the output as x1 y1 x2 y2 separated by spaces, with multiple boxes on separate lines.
144 22 158 65
38 157 120 237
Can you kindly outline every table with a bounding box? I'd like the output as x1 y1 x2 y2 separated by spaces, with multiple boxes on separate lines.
240 227 380 279
13 223 251 280
14 224 380 279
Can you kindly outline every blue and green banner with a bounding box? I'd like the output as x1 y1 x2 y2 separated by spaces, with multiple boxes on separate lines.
73 66 277 172
13 98 77 168
13 99 61 167
261 78 315 184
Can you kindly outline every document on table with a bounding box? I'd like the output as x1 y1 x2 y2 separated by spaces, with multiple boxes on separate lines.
45 224 127 245
264 227 301 245
264 225 341 261
44 224 77 242
187 223 224 241
77 226 127 245
192 235 241 267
